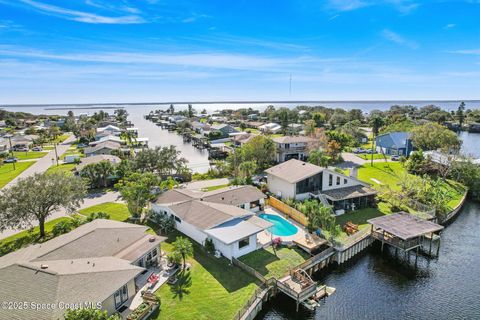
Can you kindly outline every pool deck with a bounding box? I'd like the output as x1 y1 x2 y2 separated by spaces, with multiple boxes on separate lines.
257 207 309 245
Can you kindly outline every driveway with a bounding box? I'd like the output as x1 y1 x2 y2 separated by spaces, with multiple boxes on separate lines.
3 134 76 189
182 178 230 190
0 190 122 240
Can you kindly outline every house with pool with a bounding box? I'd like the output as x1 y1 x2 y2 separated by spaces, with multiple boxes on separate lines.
152 185 274 260
265 159 377 214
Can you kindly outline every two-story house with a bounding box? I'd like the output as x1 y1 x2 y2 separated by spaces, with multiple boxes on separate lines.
272 136 315 163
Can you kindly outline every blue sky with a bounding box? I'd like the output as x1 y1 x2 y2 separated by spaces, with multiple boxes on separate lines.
0 0 479 104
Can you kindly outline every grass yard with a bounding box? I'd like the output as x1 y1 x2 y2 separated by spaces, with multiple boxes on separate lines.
239 246 309 279
78 202 130 222
201 184 230 192
355 153 388 161
155 231 259 320
0 161 35 188
12 151 48 160
52 134 70 143
46 163 76 175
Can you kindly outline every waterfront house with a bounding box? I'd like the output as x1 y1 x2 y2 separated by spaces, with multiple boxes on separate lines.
96 125 122 136
84 141 121 157
272 135 315 163
259 122 282 134
265 159 377 213
375 131 413 156
0 219 165 320
232 133 257 147
89 135 125 146
210 124 238 139
152 185 273 260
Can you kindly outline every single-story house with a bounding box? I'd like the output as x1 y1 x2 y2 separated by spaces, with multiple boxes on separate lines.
76 154 121 171
375 131 413 156
89 135 124 146
265 159 377 213
152 185 272 260
259 122 282 134
210 124 238 139
272 135 315 163
0 219 165 319
84 141 121 157
96 125 122 136
232 133 257 147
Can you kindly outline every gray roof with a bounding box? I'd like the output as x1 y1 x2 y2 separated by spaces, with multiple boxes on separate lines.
265 159 324 184
321 184 377 201
272 136 314 144
0 219 165 320
76 155 121 171
376 131 411 149
155 185 268 233
368 212 444 240
84 141 121 155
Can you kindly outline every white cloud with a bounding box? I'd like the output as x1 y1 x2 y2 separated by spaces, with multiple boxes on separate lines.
449 49 480 55
444 23 456 29
382 29 419 49
325 0 419 14
326 0 368 12
17 0 145 24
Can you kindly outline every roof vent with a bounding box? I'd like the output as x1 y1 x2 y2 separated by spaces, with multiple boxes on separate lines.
302 163 306 165
93 263 95 267
149 237 156 242
40 264 48 269
221 197 224 200
200 198 203 201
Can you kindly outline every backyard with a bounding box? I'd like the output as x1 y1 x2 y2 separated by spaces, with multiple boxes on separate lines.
78 202 130 222
239 246 309 279
46 163 76 174
0 161 36 188
154 231 260 320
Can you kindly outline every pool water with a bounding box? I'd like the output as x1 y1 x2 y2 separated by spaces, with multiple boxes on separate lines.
259 213 298 237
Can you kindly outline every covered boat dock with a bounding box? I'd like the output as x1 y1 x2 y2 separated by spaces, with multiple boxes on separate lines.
368 212 444 265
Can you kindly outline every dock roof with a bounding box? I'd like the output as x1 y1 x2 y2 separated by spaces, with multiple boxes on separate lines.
368 212 443 240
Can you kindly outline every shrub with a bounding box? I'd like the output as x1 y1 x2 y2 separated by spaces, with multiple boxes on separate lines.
86 211 110 222
204 238 215 253
52 220 74 237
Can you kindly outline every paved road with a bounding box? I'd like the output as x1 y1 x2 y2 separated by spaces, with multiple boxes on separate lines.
3 134 76 189
339 152 391 168
0 191 122 240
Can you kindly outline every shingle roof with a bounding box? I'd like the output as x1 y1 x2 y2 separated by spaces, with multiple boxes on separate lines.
155 185 267 230
272 135 314 144
265 159 324 183
0 219 165 320
84 141 121 155
321 184 377 201
376 131 410 149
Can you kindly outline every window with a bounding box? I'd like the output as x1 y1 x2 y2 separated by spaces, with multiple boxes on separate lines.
239 237 250 249
336 177 340 185
344 178 348 185
328 174 333 186
114 284 129 309
174 216 181 223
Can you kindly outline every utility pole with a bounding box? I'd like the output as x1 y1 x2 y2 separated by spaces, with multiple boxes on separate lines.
53 142 59 166
5 134 15 170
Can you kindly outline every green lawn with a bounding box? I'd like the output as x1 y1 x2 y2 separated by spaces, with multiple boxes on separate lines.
78 202 130 222
239 246 309 279
12 151 48 160
354 162 467 209
155 231 259 320
356 153 388 160
46 163 76 175
0 161 36 188
201 184 230 192
52 134 70 143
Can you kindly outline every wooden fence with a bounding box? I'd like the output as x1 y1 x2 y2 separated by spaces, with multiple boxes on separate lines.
267 196 309 227
232 257 268 283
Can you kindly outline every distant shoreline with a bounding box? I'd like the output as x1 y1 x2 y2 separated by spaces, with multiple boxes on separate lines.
2 99 479 108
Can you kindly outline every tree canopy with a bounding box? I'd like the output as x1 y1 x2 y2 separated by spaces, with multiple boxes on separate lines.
411 122 461 152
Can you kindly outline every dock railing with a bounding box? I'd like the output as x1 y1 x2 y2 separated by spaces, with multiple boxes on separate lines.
334 227 371 251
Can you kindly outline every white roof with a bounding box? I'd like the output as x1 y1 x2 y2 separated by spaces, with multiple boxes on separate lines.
205 216 273 244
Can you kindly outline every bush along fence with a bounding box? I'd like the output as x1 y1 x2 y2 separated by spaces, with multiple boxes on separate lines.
266 196 308 226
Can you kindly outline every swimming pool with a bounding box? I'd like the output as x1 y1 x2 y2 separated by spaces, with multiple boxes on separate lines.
259 213 298 237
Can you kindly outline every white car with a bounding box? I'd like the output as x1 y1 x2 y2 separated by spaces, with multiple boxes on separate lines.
32 146 43 151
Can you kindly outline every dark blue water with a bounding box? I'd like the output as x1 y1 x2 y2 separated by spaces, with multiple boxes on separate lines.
258 201 480 320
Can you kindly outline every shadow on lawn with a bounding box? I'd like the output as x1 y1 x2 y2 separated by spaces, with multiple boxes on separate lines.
170 270 192 300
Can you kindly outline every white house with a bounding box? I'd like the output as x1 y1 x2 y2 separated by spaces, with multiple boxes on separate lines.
96 125 122 136
272 135 315 163
259 122 282 134
152 186 272 260
265 159 377 213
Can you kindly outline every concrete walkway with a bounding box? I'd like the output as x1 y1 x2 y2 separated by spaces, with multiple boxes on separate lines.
182 178 230 190
3 134 76 189
0 191 121 240
339 152 391 169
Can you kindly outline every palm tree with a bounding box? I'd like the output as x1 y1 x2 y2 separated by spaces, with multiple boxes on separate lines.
239 161 257 183
95 161 115 188
172 237 193 269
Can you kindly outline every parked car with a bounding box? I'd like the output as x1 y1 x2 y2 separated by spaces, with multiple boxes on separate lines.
32 146 43 151
77 143 88 148
353 148 365 154
15 147 29 152
391 155 400 161
4 157 18 163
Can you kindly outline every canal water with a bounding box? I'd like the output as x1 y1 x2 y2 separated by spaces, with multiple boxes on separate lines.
258 201 480 320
